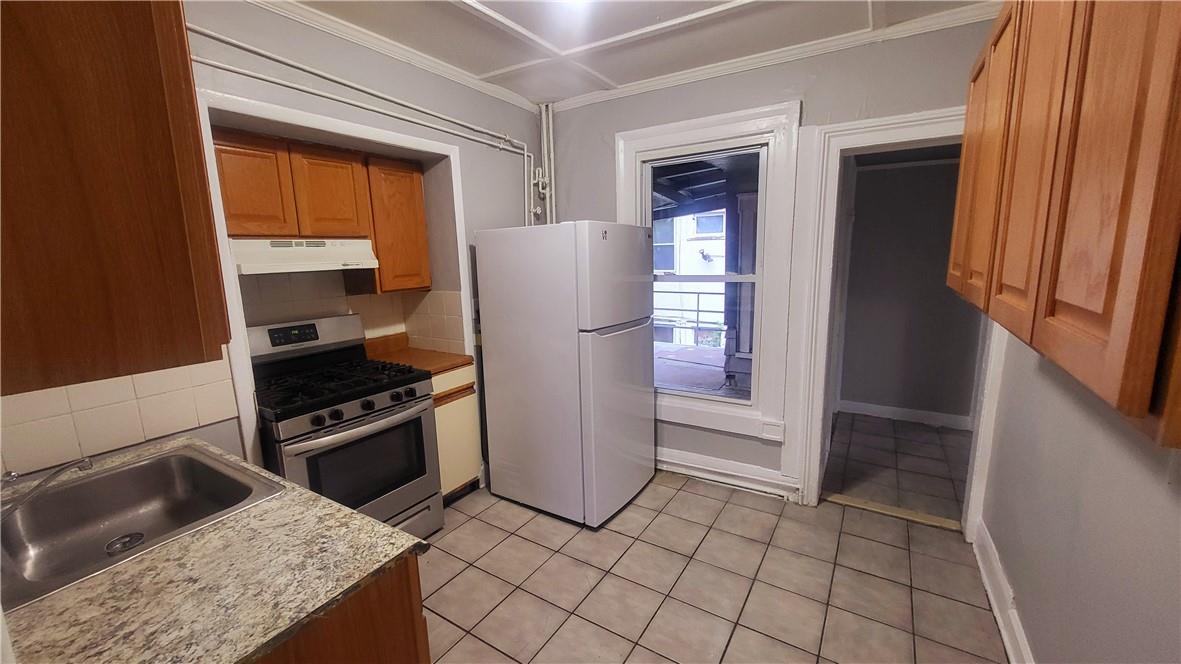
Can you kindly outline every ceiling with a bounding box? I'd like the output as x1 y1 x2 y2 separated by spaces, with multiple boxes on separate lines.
296 0 995 108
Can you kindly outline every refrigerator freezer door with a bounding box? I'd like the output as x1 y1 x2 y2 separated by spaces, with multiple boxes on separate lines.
576 221 654 331
579 318 656 526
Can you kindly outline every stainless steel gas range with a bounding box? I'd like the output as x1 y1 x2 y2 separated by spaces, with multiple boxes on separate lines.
248 314 444 538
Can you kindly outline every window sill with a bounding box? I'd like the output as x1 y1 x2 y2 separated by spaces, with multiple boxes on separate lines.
656 392 784 442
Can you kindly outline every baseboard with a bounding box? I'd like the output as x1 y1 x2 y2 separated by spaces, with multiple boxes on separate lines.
656 446 798 499
838 400 972 430
973 521 1035 664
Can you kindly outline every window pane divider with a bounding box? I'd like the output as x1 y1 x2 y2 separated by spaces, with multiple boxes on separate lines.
653 274 757 283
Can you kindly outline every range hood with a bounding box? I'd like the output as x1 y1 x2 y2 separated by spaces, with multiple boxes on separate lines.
230 238 378 275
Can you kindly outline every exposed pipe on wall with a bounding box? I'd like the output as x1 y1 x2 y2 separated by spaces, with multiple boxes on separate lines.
186 24 543 226
539 103 558 225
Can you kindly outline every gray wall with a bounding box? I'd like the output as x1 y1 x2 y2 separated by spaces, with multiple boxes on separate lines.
984 338 1181 663
839 163 981 416
554 22 990 222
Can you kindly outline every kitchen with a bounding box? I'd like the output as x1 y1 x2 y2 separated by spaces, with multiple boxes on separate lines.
3 2 1180 664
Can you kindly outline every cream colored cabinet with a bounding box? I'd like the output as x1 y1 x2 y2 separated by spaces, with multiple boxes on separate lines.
432 364 482 495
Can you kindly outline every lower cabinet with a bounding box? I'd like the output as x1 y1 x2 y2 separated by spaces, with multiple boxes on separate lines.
257 554 429 664
433 364 482 495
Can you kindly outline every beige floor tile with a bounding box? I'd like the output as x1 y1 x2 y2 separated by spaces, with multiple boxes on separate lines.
613 540 689 593
518 513 581 551
836 533 910 585
911 552 989 608
829 566 913 632
653 470 690 489
682 477 735 501
714 504 778 543
639 513 709 556
663 490 726 526
722 626 814 664
755 545 833 602
830 441 851 458
915 637 996 663
473 589 568 663
913 590 1006 662
897 453 952 478
669 559 753 621
534 615 634 664
522 553 605 611
428 508 471 543
561 527 634 569
845 460 900 488
474 534 553 585
476 499 536 532
853 415 894 436
627 646 675 663
605 504 660 538
820 607 915 664
909 524 976 566
843 478 901 506
438 635 514 664
781 500 845 531
848 444 897 468
737 581 826 654
899 490 962 520
897 438 946 460
771 517 840 562
451 488 499 517
899 470 958 500
576 574 665 642
639 598 735 664
895 424 941 445
434 518 511 563
634 483 678 511
851 430 897 452
693 528 769 578
842 508 909 548
425 609 464 663
424 566 514 630
419 546 469 598
728 489 785 515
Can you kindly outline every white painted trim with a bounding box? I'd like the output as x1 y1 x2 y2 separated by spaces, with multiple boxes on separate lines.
656 447 798 498
244 0 539 113
836 400 972 431
788 107 967 507
194 91 476 464
553 3 1001 112
560 0 756 57
974 520 1035 664
963 320 1010 542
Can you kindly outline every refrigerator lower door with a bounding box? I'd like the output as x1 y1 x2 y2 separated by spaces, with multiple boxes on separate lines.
579 318 656 526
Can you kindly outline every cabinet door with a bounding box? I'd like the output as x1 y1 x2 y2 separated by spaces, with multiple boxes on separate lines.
289 143 373 238
946 5 1018 308
1 1 228 395
213 130 299 237
1032 1 1181 415
434 391 482 495
368 158 431 292
987 0 1075 339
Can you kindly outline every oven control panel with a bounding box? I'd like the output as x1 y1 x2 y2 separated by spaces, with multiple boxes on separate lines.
267 323 320 347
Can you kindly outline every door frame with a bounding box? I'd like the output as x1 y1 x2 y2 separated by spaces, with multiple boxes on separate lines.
789 106 1000 526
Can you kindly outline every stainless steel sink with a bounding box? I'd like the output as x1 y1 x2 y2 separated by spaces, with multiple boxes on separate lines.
1 445 283 610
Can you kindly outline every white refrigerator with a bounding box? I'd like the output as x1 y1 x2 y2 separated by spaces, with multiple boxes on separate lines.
476 220 655 527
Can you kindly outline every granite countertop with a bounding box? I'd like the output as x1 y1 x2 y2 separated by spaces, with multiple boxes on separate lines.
3 436 427 664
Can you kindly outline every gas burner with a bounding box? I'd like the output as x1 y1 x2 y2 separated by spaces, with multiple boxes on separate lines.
255 358 431 421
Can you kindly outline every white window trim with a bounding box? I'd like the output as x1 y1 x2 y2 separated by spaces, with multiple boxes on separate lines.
616 102 800 442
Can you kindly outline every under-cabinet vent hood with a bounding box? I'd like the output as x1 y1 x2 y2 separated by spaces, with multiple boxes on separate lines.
230 238 378 275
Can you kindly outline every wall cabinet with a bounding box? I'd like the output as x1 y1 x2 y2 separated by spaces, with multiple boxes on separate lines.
289 143 373 238
1 1 228 395
949 0 1181 440
368 158 432 292
212 130 300 237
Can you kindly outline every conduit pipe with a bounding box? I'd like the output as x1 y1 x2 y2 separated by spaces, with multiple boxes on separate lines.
186 24 542 225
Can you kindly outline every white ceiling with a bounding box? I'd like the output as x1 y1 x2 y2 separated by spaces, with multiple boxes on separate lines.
295 0 995 108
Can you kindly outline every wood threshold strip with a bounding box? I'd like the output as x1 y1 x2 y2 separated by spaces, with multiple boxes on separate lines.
824 492 963 532
433 382 475 407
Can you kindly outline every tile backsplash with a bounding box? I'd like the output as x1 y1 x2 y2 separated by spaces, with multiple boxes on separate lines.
239 272 405 338
403 290 466 354
0 351 237 474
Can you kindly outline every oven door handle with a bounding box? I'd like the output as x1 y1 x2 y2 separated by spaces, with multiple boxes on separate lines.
282 401 431 458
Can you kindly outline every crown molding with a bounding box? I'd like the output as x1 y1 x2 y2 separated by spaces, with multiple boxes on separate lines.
245 0 539 114
553 1 1001 112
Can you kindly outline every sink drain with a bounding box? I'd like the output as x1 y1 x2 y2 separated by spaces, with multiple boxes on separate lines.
105 532 145 556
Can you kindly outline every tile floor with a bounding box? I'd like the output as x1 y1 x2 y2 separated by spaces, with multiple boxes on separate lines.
420 471 1006 663
823 412 973 520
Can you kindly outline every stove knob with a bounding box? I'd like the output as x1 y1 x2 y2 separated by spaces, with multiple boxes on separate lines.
389 391 404 403
360 399 376 411
404 387 417 398
310 413 326 427
328 408 344 421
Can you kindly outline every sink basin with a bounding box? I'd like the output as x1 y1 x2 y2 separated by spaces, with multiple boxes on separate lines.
1 445 283 610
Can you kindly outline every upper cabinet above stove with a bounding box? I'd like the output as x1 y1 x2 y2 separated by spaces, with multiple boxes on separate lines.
1 1 229 395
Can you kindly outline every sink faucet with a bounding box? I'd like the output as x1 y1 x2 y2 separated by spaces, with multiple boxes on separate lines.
1 457 93 521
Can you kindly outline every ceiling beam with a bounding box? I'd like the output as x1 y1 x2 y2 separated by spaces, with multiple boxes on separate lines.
653 182 693 206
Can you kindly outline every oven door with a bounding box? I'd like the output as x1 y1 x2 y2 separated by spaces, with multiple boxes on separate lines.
279 399 441 522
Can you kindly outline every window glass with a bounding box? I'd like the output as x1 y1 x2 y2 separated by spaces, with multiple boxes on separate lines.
695 213 724 235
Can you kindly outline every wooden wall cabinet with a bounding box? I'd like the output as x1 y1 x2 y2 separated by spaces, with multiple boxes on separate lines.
367 158 432 292
1 1 228 395
289 143 373 238
213 130 300 237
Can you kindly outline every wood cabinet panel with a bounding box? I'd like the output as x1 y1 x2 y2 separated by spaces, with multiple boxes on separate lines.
987 0 1076 340
213 130 299 237
368 157 432 292
435 391 482 495
1 1 228 395
290 143 373 238
1032 0 1181 415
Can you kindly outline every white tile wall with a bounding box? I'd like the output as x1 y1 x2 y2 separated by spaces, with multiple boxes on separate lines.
239 272 407 338
403 290 466 354
0 351 237 474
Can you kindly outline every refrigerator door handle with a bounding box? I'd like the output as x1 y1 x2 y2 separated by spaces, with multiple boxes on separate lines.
584 317 652 337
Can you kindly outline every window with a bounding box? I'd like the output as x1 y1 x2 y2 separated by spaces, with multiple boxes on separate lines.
653 218 675 272
694 213 724 236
